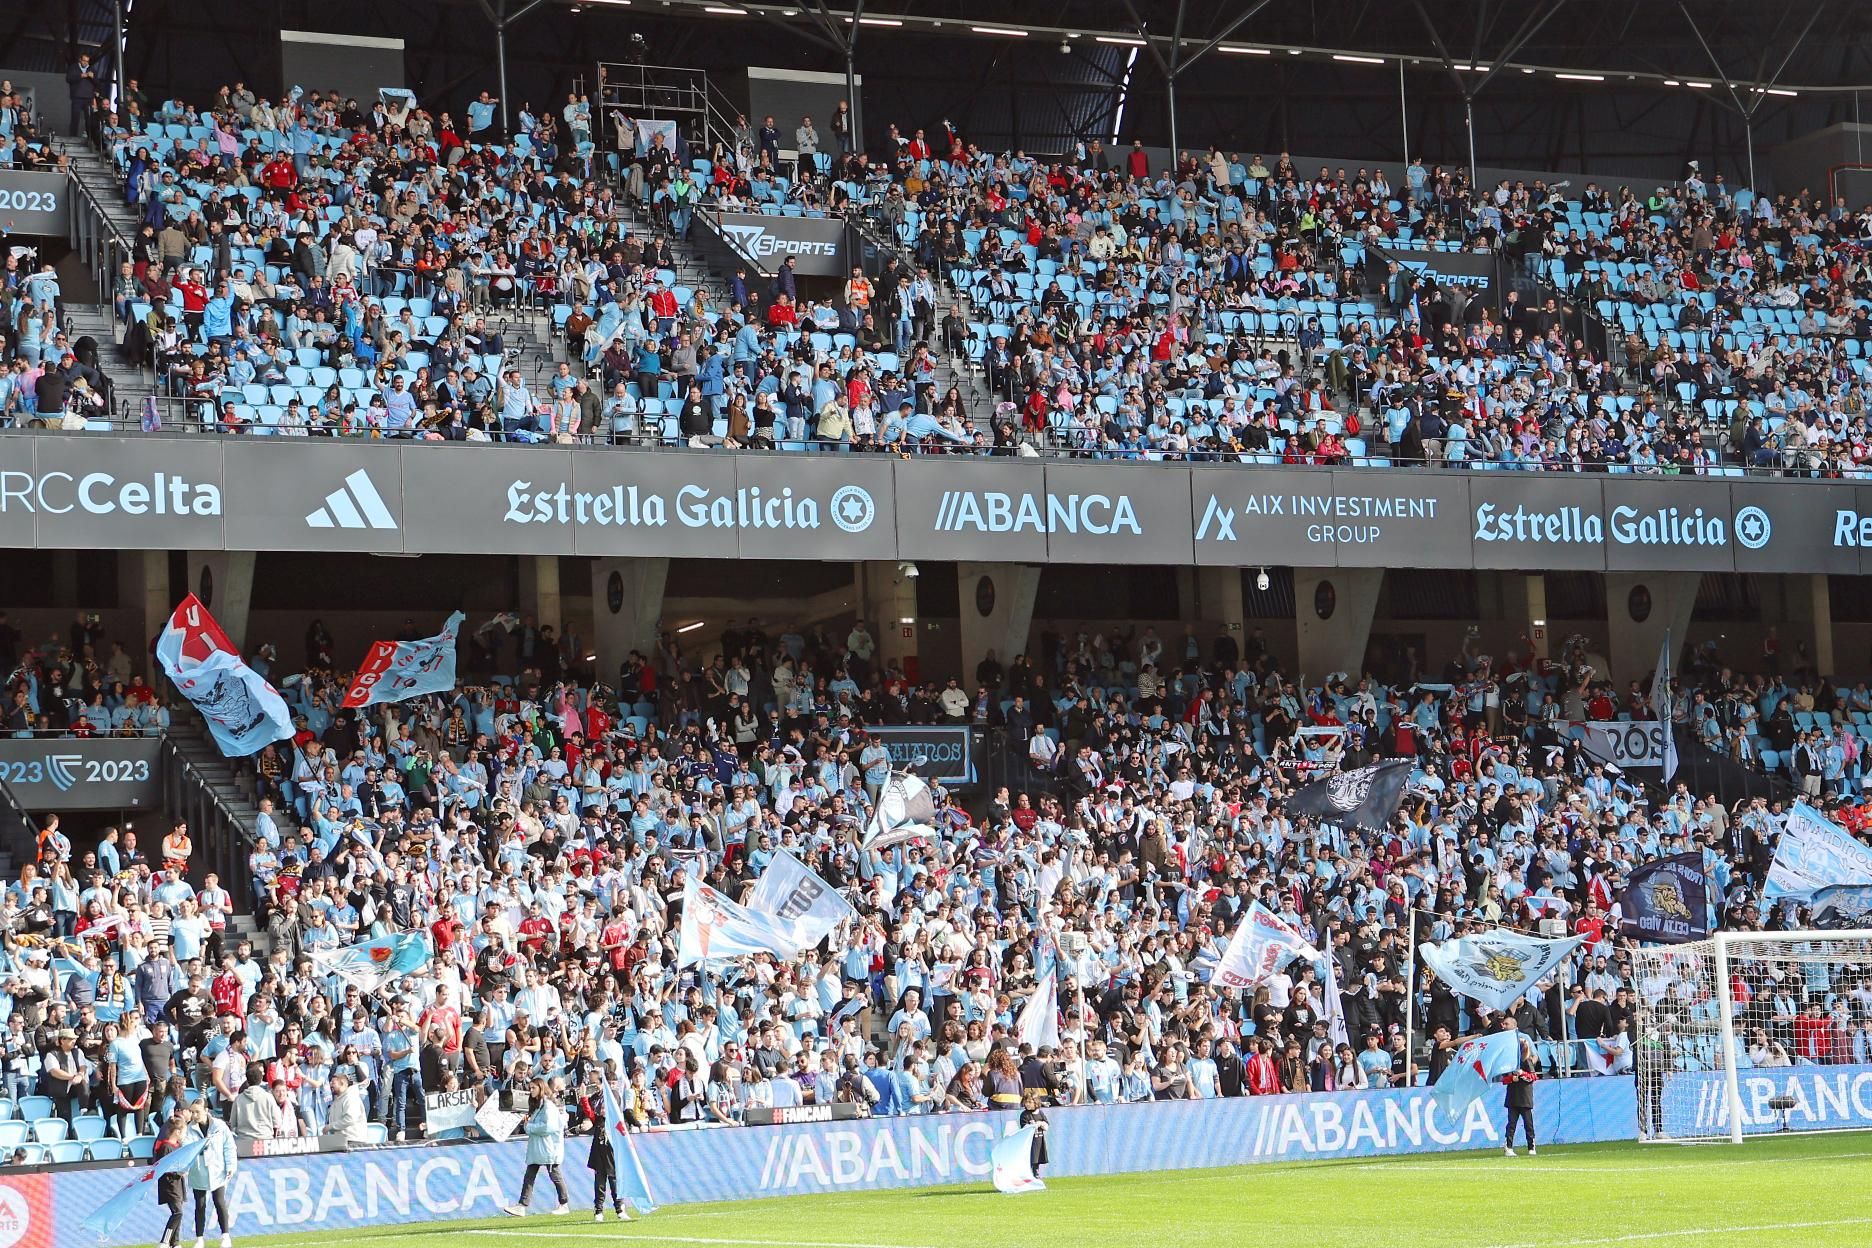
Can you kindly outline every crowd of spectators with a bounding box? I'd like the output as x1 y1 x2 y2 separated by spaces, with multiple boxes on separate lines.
3 595 1872 1167
0 65 1867 471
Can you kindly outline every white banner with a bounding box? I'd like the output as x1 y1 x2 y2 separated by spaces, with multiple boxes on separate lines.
425 1089 479 1134
1763 802 1872 902
1575 721 1667 770
748 849 858 946
473 1097 526 1143
1213 902 1320 992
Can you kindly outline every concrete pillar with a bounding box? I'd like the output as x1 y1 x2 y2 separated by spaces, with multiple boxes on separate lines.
1293 568 1383 681
121 550 170 678
1787 573 1835 679
1603 572 1699 686
1174 567 1200 623
51 552 78 607
860 562 920 679
185 551 254 651
1520 573 1550 664
520 555 563 637
957 563 1040 684
590 558 667 685
1197 566 1245 642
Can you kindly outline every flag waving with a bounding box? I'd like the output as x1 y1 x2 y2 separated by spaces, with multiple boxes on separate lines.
81 1135 207 1239
1651 633 1680 782
1017 971 1062 1051
156 595 294 757
1420 930 1584 1012
1763 801 1872 902
309 931 431 993
1614 853 1710 944
602 1078 656 1214
343 611 466 708
1212 902 1322 991
991 1125 1046 1194
1285 758 1414 832
1430 1030 1523 1123
748 849 859 946
677 873 816 967
865 770 939 850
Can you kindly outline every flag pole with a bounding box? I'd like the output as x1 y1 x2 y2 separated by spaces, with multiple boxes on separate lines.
1403 904 1418 1087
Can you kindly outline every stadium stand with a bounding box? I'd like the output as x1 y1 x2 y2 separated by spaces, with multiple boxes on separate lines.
4 75 1871 475
1 593 1871 1163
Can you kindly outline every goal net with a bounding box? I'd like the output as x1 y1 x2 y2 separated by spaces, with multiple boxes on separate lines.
1631 930 1872 1143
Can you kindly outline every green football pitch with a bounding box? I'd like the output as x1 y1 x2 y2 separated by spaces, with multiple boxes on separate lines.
222 1133 1872 1248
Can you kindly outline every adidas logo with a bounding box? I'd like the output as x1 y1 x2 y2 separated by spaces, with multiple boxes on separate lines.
305 469 398 530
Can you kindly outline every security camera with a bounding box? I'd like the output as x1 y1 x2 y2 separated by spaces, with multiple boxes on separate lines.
1059 39 1071 54
898 561 920 579
1256 567 1270 592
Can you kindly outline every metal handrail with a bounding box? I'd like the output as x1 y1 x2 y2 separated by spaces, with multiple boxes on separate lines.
0 418 1856 479
159 734 256 906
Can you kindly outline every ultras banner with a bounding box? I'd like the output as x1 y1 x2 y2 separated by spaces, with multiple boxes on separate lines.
4 435 1872 571
42 1078 1636 1243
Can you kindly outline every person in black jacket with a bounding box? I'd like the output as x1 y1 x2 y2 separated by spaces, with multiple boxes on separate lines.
67 53 99 136
153 1113 190 1248
1214 1037 1246 1097
581 1086 630 1222
1502 1021 1539 1156
1019 1098 1049 1174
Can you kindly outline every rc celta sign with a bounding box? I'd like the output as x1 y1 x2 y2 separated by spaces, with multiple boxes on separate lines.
2 434 1871 573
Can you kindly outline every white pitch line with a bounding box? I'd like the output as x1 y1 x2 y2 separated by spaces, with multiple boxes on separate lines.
466 1230 940 1248
1350 1150 1872 1174
1482 1216 1872 1248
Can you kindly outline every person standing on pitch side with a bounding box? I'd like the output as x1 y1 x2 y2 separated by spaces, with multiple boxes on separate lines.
1501 1018 1539 1157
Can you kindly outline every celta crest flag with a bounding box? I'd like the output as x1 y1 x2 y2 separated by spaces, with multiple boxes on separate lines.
748 848 859 946
678 873 814 967
156 594 294 757
1430 1029 1523 1123
1017 971 1062 1051
1213 902 1321 992
1285 758 1413 832
991 1124 1046 1194
1614 853 1710 944
1763 802 1872 903
308 931 432 993
1419 929 1584 1012
343 611 465 708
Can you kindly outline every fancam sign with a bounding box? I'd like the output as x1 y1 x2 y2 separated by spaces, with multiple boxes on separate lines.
3 436 1872 572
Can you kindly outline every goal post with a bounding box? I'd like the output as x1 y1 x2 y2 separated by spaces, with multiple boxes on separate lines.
1631 929 1872 1144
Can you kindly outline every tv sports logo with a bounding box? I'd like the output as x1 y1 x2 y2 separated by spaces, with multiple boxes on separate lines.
721 221 839 259
305 469 399 531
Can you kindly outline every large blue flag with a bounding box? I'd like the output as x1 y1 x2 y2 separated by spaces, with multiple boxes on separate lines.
1430 1030 1524 1123
1763 802 1872 903
677 873 817 967
748 848 859 947
81 1136 207 1239
1419 929 1584 1012
308 931 431 992
603 1077 656 1213
156 594 294 757
342 611 466 708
